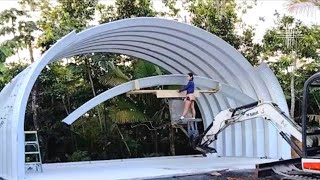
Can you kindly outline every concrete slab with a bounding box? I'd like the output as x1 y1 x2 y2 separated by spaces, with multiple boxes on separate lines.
25 155 277 180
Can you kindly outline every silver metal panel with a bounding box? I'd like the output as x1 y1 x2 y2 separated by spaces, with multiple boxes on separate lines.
255 63 291 159
0 18 289 179
60 22 261 157
62 75 254 125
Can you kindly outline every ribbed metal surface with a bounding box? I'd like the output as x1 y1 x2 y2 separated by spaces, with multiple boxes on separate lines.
0 18 289 180
62 75 254 125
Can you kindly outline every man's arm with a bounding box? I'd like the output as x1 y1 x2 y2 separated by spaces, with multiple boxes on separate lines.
179 82 191 92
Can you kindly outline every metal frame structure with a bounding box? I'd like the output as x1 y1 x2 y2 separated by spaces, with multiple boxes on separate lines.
0 17 289 180
62 75 254 125
302 72 320 157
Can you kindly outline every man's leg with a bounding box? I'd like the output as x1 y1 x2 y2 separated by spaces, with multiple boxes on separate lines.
181 97 191 119
191 100 196 119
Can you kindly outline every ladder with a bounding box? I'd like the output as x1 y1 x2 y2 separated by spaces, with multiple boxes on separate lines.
168 99 201 138
25 131 43 173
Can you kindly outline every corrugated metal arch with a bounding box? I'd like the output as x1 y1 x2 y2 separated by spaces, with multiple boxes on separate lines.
0 17 289 180
62 74 255 125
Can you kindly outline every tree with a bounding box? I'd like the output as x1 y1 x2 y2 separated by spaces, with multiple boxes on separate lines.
19 19 39 130
188 0 241 48
187 0 261 65
0 45 11 83
116 0 156 19
1 0 267 162
97 0 157 24
262 15 320 119
94 0 171 157
0 63 27 89
0 3 40 130
0 8 27 62
288 0 320 15
160 0 182 20
37 0 98 51
239 27 263 65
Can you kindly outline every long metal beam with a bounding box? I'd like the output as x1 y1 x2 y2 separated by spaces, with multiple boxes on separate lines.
62 75 255 125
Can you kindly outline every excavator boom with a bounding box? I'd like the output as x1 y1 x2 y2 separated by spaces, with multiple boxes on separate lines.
193 101 305 157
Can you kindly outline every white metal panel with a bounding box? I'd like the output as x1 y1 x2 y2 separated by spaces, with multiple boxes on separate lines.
0 18 290 180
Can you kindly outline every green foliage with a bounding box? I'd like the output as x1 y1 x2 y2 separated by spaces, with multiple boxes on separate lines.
115 0 157 19
5 0 320 163
109 97 147 124
0 44 15 62
0 8 26 24
162 0 180 17
263 15 320 118
0 7 33 62
66 150 91 162
0 63 27 89
37 0 98 51
98 60 130 86
262 16 320 59
96 4 116 23
189 0 240 48
98 0 157 23
239 27 263 65
134 61 163 79
188 0 261 65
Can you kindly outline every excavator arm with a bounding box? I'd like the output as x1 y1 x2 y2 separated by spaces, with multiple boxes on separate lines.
193 101 307 157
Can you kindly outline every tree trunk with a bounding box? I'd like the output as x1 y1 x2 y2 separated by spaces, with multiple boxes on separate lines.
71 125 78 151
28 41 38 130
169 124 175 155
62 96 78 151
28 41 34 63
86 60 104 131
154 130 158 154
290 74 295 118
87 64 96 97
31 84 39 130
290 57 297 118
11 21 21 63
103 104 108 132
62 96 70 115
116 125 131 157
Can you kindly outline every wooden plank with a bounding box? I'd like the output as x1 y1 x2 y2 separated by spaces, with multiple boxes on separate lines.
198 89 219 94
173 118 203 124
157 90 200 98
134 80 140 90
25 131 38 134
127 89 219 98
127 90 157 95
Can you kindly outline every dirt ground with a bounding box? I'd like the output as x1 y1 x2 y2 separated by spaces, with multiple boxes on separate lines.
149 169 281 180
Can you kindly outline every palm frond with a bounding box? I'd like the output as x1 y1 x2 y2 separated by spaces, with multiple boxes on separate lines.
154 66 163 76
310 87 320 93
99 74 129 86
0 63 5 72
287 0 320 16
112 66 130 81
109 97 147 124
0 44 15 61
134 61 157 79
110 109 146 124
98 60 130 86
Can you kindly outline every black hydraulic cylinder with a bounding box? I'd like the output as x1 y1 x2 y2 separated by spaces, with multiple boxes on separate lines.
279 131 302 157
231 101 259 117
